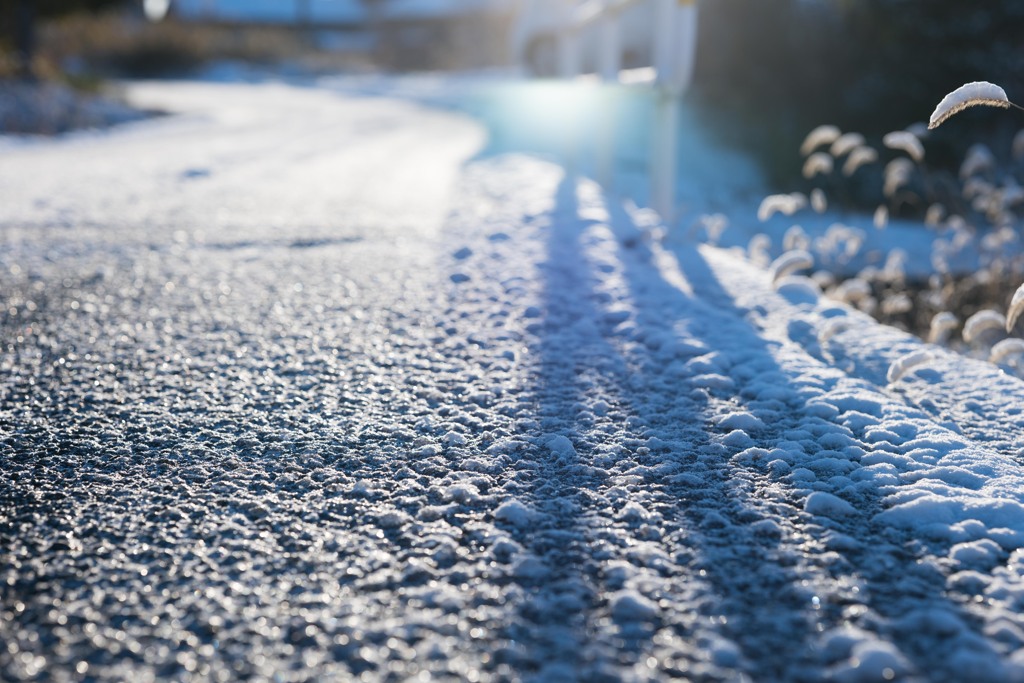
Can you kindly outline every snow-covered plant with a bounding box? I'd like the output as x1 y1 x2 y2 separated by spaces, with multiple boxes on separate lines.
800 125 842 156
928 312 958 345
810 188 828 213
841 146 878 176
873 205 888 229
783 225 810 252
748 88 1024 357
887 349 933 383
830 277 871 306
802 152 834 179
769 249 814 284
963 309 1006 346
928 81 1021 130
881 292 912 316
924 203 945 226
989 338 1024 366
757 193 807 221
747 233 772 266
1006 281 1024 332
882 131 925 163
830 132 866 158
883 158 915 198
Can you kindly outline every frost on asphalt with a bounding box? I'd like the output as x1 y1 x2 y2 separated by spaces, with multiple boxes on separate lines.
5 82 1024 681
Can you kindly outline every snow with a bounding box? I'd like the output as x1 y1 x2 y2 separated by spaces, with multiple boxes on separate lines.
494 499 538 527
831 639 911 683
804 491 857 518
609 590 660 622
6 74 1024 680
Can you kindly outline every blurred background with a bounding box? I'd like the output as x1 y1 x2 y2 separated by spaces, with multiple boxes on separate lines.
2 1 1024 196
6 1 1024 346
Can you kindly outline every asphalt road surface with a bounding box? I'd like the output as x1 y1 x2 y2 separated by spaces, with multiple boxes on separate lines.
5 80 1024 682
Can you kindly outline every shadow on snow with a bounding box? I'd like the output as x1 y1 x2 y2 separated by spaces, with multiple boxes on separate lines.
494 169 995 679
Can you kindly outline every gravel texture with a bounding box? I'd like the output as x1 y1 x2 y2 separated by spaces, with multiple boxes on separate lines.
6 79 1024 682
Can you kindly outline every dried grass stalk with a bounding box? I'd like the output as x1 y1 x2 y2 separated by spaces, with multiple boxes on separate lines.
800 125 841 156
769 250 814 284
963 309 1006 344
1006 282 1024 332
928 81 1013 130
990 338 1024 365
882 131 925 163
887 350 934 383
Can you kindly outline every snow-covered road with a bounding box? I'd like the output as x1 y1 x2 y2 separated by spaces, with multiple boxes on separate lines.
4 80 1024 682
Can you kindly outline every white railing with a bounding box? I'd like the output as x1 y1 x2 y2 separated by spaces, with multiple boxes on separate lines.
554 0 699 222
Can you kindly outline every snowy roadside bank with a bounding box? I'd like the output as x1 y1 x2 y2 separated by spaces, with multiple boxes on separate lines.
457 158 1024 680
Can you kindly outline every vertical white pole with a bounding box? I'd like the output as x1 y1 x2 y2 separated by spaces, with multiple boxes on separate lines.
653 0 676 88
652 90 679 221
596 1 620 190
676 0 699 92
651 0 679 222
558 34 580 79
557 1 580 80
598 1 620 82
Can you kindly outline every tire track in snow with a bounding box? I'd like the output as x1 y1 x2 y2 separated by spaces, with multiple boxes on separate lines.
683 238 1024 635
660 231 1023 678
441 160 971 680
446 160 1015 679
438 160 744 680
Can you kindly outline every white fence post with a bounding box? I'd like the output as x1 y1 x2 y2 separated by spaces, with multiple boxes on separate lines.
651 90 679 222
651 0 680 221
548 0 699 226
596 0 621 189
653 0 677 88
597 0 621 82
558 3 580 79
675 0 699 92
